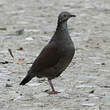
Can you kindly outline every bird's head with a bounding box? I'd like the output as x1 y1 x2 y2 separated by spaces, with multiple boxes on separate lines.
58 12 76 23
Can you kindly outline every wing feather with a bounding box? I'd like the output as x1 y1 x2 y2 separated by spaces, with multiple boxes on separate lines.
29 43 60 73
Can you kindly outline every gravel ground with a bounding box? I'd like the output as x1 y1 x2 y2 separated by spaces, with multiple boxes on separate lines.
0 0 110 110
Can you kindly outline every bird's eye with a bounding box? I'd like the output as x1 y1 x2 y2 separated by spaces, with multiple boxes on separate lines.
64 15 66 17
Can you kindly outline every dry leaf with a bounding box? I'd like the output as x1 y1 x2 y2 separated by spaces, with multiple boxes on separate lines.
17 47 24 51
0 27 7 30
17 58 24 64
8 49 14 58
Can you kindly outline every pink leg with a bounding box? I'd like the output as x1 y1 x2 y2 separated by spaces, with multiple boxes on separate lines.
48 79 60 94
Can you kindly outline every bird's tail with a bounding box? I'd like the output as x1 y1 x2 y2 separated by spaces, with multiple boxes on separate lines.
20 72 34 85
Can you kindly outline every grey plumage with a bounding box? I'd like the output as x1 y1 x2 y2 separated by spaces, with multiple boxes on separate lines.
20 12 76 94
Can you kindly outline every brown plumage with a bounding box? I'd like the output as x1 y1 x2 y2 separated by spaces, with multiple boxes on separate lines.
20 12 76 94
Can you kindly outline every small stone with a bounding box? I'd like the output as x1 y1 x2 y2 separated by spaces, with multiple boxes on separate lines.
20 93 22 96
89 90 95 94
85 99 89 101
101 62 105 65
10 99 14 101
7 79 10 81
1 61 9 64
16 29 24 35
5 83 12 87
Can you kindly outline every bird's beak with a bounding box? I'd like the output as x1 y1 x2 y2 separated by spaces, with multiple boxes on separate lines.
70 15 76 17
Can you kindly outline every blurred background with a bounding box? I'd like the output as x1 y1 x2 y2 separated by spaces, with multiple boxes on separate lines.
0 0 110 110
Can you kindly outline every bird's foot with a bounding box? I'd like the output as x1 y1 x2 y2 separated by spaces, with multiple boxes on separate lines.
48 90 60 94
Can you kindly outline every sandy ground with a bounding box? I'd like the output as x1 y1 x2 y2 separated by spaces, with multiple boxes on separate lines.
0 0 110 110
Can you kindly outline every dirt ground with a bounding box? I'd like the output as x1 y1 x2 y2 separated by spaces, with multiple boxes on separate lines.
0 0 110 110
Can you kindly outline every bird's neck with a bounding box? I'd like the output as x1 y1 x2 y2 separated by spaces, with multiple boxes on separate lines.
50 20 71 43
50 20 72 43
56 21 68 31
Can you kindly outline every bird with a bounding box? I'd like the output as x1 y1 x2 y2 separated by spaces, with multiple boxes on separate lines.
20 11 76 94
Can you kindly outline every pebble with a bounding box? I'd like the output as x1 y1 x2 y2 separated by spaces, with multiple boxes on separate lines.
5 83 12 87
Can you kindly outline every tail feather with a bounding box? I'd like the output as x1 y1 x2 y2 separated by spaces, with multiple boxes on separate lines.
20 73 34 85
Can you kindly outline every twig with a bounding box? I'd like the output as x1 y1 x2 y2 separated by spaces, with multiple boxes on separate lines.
8 49 14 58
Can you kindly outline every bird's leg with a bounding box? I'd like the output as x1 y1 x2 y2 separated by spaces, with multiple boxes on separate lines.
48 79 60 94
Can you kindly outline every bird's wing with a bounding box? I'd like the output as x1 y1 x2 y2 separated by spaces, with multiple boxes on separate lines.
28 43 61 73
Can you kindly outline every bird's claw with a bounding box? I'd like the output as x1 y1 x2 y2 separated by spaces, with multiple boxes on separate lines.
48 90 60 94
